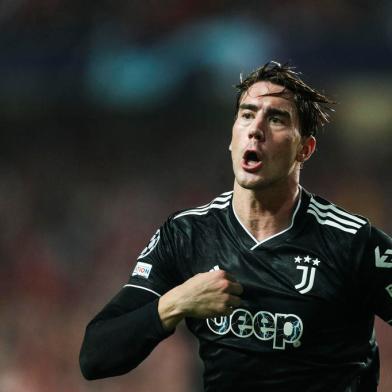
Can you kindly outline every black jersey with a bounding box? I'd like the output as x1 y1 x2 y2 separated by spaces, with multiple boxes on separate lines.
127 188 392 392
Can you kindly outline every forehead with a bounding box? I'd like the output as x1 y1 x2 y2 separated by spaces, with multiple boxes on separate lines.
240 81 296 111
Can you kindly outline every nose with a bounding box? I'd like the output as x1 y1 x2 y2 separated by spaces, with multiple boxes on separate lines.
248 116 265 141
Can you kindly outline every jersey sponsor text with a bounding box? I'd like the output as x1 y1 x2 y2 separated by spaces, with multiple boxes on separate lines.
207 308 303 350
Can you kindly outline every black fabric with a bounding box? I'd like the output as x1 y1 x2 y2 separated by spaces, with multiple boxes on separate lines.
80 188 392 390
79 288 173 380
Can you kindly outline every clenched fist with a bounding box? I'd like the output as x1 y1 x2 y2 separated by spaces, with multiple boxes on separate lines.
158 270 243 331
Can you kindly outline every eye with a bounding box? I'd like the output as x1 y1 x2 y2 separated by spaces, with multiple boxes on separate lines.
241 111 254 120
269 116 285 125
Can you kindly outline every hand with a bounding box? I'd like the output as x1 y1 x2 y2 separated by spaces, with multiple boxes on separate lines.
158 270 243 331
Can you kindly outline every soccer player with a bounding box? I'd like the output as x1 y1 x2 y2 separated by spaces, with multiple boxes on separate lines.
80 61 392 391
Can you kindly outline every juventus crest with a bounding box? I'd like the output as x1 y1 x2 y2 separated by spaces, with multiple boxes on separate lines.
293 255 321 294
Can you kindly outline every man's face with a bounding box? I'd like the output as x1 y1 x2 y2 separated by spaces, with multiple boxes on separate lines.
231 80 305 191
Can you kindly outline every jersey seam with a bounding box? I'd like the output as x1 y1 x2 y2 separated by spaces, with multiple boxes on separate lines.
123 284 162 297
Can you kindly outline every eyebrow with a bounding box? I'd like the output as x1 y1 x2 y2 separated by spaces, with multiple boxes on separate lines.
239 104 292 119
264 107 291 119
238 103 258 112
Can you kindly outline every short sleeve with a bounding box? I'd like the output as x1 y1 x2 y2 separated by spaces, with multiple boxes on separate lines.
361 226 392 325
126 217 183 297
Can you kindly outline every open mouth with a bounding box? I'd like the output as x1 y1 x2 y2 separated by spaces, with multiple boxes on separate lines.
242 150 263 172
244 150 260 164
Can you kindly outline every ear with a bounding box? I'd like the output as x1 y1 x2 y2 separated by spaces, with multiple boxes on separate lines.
297 136 316 163
229 143 232 151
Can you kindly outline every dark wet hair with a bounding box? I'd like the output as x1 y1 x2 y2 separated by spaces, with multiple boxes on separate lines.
235 61 335 137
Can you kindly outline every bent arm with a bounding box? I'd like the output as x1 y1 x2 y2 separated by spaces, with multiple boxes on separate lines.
80 270 243 380
79 287 173 380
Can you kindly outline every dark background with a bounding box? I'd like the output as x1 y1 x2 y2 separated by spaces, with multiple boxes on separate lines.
1 1 391 391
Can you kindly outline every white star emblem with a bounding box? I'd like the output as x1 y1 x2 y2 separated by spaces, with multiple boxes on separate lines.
304 255 311 263
312 258 320 266
294 256 302 263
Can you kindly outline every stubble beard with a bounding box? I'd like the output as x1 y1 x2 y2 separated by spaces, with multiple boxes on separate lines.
234 168 276 192
234 165 299 194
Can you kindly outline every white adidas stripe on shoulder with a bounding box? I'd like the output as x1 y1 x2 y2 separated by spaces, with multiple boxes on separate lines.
307 210 358 234
220 190 234 196
174 202 231 220
307 198 367 234
192 195 233 210
309 198 366 224
174 192 232 220
308 204 362 229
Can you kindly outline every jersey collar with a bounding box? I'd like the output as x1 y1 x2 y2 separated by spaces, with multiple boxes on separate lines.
229 186 311 250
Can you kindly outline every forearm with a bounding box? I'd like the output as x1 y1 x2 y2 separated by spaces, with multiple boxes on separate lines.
80 297 173 380
158 286 187 331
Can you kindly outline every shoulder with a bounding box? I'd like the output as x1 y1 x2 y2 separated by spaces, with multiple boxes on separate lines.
156 191 233 252
169 190 233 223
138 191 233 259
305 192 369 236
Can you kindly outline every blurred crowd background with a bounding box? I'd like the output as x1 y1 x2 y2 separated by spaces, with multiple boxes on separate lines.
1 0 391 391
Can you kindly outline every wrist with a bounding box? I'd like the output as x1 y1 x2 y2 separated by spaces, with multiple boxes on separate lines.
158 286 186 331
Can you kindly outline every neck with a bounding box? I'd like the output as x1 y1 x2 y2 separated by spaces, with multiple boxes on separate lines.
232 181 300 242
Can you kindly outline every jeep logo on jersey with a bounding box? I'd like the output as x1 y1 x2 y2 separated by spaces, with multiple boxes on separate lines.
137 229 160 260
375 246 392 268
294 255 321 294
206 308 303 350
